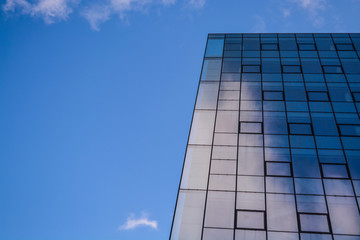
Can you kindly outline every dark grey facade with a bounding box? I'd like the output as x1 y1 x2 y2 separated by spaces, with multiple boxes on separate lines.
170 33 360 240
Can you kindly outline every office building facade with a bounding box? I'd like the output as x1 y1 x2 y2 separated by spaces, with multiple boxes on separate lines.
170 33 360 240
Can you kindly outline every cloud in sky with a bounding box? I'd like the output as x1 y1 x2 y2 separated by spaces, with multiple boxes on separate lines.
290 0 326 27
119 213 158 230
2 0 206 30
2 0 78 23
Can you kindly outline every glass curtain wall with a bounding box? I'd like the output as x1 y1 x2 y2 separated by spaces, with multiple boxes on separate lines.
170 33 360 240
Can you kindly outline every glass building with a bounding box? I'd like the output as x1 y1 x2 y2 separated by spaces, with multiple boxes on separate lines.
170 33 360 240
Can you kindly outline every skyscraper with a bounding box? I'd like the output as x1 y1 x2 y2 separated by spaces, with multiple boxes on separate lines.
169 33 360 240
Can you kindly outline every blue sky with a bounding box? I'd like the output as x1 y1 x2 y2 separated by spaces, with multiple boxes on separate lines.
0 0 360 240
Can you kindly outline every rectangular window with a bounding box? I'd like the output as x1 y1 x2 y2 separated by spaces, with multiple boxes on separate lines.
282 65 302 73
321 164 349 179
266 162 292 177
299 214 330 233
236 210 265 230
307 91 329 101
239 122 263 134
263 91 284 101
243 65 261 73
289 123 313 135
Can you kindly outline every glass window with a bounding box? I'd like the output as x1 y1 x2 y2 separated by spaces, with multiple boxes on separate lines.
262 44 278 50
309 102 333 112
287 112 311 123
266 177 294 193
204 191 235 228
299 214 330 233
189 110 216 145
222 58 241 72
299 44 316 50
240 122 262 134
240 111 262 122
243 38 260 50
262 73 282 82
341 58 360 74
323 66 343 74
212 146 237 159
279 38 298 50
263 101 285 111
268 232 299 240
262 58 281 73
286 101 309 112
325 74 346 82
243 65 260 73
195 83 219 110
264 135 289 148
237 176 264 192
264 112 288 134
294 178 324 195
241 100 262 111
289 123 312 135
284 82 307 101
242 73 261 82
209 174 236 191
266 193 298 231
290 135 316 148
339 124 360 136
311 113 338 136
318 149 345 164
315 38 335 51
210 160 236 175
327 196 360 235
308 91 329 101
239 133 263 147
213 133 237 146
301 59 323 74
283 65 301 73
266 162 291 176
342 137 360 150
315 136 342 149
235 230 266 240
324 179 354 196
241 82 262 100
263 91 284 101
297 195 327 213
236 192 265 211
238 147 264 176
292 149 321 178
215 110 238 133
265 147 291 162
345 150 360 179
181 145 211 190
203 228 233 240
170 190 206 240
328 83 353 102
201 59 222 81
221 72 241 81
205 38 224 57
236 211 265 229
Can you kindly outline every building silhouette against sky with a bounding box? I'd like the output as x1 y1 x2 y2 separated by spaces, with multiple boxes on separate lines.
170 33 360 240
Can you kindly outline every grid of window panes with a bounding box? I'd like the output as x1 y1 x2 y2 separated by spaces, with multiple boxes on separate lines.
170 33 360 240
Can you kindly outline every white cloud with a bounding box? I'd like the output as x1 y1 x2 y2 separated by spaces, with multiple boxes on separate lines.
2 0 206 30
82 4 111 31
252 15 266 32
3 0 78 23
119 213 158 230
291 0 326 27
188 0 205 8
282 8 290 18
